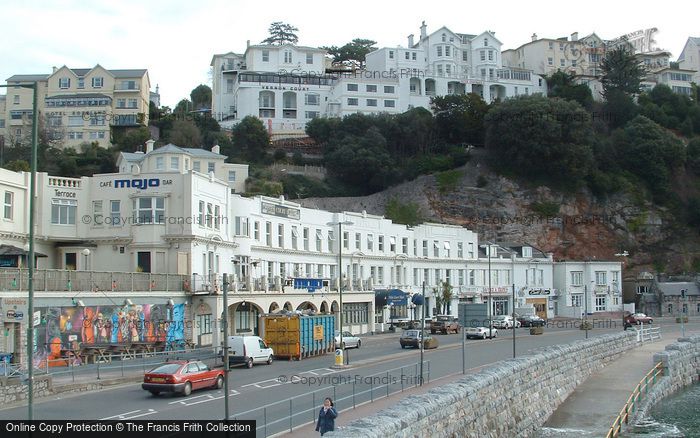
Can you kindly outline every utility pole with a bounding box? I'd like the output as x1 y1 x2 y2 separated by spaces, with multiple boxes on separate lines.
222 273 230 420
420 281 426 385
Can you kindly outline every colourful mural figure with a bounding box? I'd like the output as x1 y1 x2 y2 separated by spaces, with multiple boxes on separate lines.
34 303 186 362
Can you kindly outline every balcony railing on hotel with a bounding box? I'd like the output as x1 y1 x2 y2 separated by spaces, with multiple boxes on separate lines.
48 176 82 189
187 273 375 295
0 269 188 292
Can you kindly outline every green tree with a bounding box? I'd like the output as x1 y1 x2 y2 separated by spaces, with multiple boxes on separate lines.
433 282 453 314
261 22 299 45
2 160 30 172
602 89 639 129
173 99 192 115
167 120 202 146
685 137 700 174
231 116 270 162
431 93 489 146
484 96 594 185
546 71 593 108
322 38 377 68
611 115 685 201
600 46 645 98
324 127 398 193
190 84 212 111
384 198 423 226
112 126 151 152
305 117 342 144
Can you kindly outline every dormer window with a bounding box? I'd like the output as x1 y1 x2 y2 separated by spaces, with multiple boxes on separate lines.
442 33 446 42
484 38 488 47
522 246 532 258
284 50 292 63
262 50 269 62
59 77 70 89
92 77 103 88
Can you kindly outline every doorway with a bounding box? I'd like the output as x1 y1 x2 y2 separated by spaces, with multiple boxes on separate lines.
137 251 151 273
65 252 77 270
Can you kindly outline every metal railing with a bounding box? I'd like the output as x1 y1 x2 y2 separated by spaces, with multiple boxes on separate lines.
3 346 217 382
231 360 431 437
0 269 188 292
606 362 664 438
636 324 662 343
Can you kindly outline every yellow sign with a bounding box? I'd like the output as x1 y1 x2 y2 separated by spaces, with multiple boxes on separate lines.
335 348 343 366
313 325 324 341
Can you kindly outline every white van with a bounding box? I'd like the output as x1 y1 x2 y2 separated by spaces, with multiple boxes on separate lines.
225 336 274 368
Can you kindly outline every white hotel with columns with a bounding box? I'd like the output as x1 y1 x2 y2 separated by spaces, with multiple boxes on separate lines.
211 22 547 137
0 142 622 355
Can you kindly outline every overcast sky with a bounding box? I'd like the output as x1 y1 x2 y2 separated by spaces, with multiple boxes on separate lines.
1 0 695 108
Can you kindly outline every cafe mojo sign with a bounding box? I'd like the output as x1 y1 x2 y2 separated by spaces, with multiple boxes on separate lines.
261 201 300 220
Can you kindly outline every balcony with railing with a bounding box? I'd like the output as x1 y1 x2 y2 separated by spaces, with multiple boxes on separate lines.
48 176 82 189
0 269 188 293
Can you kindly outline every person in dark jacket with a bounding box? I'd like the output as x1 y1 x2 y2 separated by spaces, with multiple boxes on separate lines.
315 397 337 436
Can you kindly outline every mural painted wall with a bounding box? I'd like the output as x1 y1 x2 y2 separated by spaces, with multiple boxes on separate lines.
33 303 185 364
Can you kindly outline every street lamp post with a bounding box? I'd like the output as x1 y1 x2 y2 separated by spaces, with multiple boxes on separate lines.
1 82 39 420
480 243 494 337
327 219 353 366
615 251 629 331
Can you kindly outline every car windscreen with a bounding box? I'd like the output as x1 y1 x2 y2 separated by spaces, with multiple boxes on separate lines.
149 363 182 374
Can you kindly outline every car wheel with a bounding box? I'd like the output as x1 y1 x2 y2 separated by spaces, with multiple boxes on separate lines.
493 331 498 338
246 358 254 369
214 375 224 389
482 333 486 339
401 344 406 349
267 355 273 365
341 342 346 350
357 340 361 348
149 390 160 396
183 382 192 397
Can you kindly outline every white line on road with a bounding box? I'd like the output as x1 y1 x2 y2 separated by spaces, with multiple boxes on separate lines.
168 390 240 406
241 368 340 389
101 409 156 420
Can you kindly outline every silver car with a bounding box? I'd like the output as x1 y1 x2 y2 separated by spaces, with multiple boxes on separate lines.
334 331 361 349
466 327 498 339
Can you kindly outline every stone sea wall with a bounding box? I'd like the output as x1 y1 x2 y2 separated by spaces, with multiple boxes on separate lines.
328 331 638 438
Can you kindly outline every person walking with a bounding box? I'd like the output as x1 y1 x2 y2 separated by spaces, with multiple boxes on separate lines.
315 397 337 436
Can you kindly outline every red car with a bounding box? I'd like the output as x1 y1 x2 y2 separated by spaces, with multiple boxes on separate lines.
625 313 653 325
142 360 224 396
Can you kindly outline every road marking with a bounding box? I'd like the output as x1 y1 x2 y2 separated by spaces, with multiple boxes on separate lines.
240 368 340 389
167 389 240 406
101 409 156 420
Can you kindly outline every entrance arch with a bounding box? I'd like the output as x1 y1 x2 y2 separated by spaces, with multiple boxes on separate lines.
269 302 280 313
320 301 329 314
283 301 293 311
228 301 263 335
296 301 317 313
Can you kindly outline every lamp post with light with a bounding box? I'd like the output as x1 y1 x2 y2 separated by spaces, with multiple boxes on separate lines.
615 251 629 331
1 82 39 420
327 219 353 366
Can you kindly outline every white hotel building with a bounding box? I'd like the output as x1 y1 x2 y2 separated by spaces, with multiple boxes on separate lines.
211 22 546 137
0 143 622 357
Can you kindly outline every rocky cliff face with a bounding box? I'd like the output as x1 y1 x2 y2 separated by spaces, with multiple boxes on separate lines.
300 150 698 275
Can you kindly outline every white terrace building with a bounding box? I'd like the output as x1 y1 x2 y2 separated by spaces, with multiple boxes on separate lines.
210 22 546 137
0 142 622 357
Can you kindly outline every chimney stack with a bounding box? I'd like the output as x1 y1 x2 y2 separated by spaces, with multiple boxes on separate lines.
571 32 579 41
408 34 414 47
420 21 427 40
52 66 57 73
145 139 155 153
531 33 538 42
246 39 250 48
212 144 221 154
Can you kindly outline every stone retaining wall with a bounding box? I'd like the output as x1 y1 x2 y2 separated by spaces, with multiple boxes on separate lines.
328 331 638 438
0 376 52 405
632 335 700 422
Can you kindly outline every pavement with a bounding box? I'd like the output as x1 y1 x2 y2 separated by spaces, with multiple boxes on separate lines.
539 326 689 437
283 323 693 438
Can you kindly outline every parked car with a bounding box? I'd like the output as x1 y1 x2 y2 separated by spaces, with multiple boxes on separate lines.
518 315 546 327
491 315 520 329
399 330 438 349
224 335 274 368
334 331 361 349
465 327 498 339
430 315 461 334
142 360 223 397
625 313 653 325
